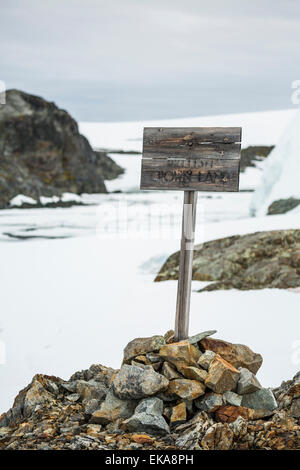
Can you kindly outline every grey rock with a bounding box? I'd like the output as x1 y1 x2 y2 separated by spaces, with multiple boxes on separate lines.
197 350 216 370
291 398 300 418
164 330 174 344
194 392 223 412
131 360 148 368
61 381 77 393
0 89 120 208
94 150 124 181
0 374 57 427
66 393 80 402
237 367 262 395
84 398 101 416
229 416 248 437
135 397 163 415
69 435 107 450
69 364 115 385
112 365 169 400
268 197 300 215
156 392 177 402
240 145 273 172
184 400 194 414
161 362 182 380
223 391 243 407
155 229 300 292
75 380 107 402
90 390 136 425
241 388 278 410
123 335 166 364
189 330 217 345
175 422 203 450
123 397 169 436
146 353 163 364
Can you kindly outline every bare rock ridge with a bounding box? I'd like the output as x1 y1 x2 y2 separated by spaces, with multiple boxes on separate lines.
0 89 123 208
240 145 273 172
155 229 300 292
0 331 299 450
267 197 300 215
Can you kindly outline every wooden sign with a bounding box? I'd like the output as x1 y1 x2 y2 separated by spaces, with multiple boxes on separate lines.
140 127 241 191
140 127 242 342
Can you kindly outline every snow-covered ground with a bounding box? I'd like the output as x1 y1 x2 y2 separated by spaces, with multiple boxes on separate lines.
79 108 297 152
1 108 300 412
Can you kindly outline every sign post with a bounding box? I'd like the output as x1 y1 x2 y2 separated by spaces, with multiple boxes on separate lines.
140 127 242 341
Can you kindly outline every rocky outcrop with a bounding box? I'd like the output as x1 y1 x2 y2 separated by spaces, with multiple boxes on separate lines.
0 331 299 450
0 89 123 208
94 151 124 181
267 197 300 215
240 145 273 172
155 229 300 292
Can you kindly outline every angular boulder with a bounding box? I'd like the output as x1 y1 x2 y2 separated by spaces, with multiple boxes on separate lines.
241 388 277 411
223 391 242 407
112 365 169 400
180 366 207 382
159 340 201 374
205 355 239 394
167 379 205 400
123 335 165 364
123 397 169 436
201 337 263 374
215 405 275 423
170 402 187 426
161 362 182 380
237 368 262 395
90 390 136 425
215 405 250 423
75 380 107 402
195 392 224 412
164 330 174 344
197 350 216 370
188 330 217 345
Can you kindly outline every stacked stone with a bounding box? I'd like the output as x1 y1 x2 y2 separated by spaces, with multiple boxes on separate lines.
90 330 277 435
0 334 299 450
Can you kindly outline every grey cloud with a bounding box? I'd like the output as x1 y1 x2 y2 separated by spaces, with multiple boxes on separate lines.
1 0 299 120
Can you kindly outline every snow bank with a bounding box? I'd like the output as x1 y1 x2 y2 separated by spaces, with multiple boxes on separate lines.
79 109 296 152
10 195 37 207
250 107 300 215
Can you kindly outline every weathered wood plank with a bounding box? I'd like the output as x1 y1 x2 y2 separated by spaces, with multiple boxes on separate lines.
142 142 241 160
140 157 240 191
174 191 198 341
143 127 242 152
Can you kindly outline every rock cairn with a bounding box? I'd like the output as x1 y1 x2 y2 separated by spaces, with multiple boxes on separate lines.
0 331 299 450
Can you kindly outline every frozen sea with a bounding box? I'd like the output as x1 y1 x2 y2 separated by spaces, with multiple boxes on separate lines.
1 108 300 412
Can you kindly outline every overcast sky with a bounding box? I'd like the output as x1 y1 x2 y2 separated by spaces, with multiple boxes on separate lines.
1 0 300 121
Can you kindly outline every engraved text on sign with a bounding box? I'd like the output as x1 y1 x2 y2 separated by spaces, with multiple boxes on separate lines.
140 127 242 191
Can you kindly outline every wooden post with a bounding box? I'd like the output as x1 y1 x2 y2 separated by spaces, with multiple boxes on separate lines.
174 190 198 341
140 127 242 341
